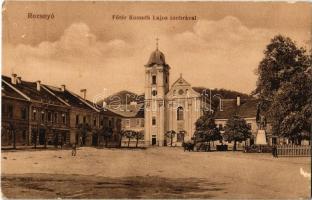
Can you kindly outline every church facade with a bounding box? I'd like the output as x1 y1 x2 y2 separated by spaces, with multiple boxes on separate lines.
144 47 208 146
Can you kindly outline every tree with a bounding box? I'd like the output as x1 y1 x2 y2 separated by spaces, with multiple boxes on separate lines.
270 68 312 143
253 35 311 141
44 125 52 149
32 129 38 149
223 115 251 151
123 130 135 147
77 123 91 146
120 130 136 147
97 127 113 147
8 123 16 149
194 113 221 151
133 131 144 148
165 130 176 147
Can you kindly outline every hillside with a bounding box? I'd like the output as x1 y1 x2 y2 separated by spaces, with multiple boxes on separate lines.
97 88 253 106
192 87 253 99
97 90 144 106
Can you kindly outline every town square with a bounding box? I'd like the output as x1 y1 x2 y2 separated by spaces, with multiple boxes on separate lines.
2 147 311 198
1 1 311 199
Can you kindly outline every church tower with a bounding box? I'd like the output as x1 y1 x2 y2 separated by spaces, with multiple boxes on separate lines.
144 39 170 146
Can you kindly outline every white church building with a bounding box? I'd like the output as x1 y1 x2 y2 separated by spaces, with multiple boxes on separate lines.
143 46 209 146
108 44 260 147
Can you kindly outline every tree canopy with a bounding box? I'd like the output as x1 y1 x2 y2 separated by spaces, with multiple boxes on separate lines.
253 35 311 141
223 115 251 150
194 112 221 143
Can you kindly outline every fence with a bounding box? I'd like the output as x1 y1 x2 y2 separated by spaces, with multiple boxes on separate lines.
276 145 311 157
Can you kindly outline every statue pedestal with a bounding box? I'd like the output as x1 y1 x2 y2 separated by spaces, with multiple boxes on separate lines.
255 129 267 145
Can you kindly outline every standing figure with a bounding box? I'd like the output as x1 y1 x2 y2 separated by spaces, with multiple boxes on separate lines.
72 143 77 156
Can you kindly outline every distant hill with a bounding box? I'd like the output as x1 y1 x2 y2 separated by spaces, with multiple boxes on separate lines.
192 87 253 100
97 88 253 106
97 90 144 106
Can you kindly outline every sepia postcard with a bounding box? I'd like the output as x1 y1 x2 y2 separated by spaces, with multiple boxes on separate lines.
1 1 311 199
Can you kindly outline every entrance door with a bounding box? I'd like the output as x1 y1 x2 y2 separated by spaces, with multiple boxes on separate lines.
39 129 45 145
152 135 156 145
92 134 98 146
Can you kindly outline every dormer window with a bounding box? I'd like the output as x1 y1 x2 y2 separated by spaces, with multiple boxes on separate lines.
152 75 156 85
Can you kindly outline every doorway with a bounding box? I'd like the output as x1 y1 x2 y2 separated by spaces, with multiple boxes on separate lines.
152 135 156 145
39 129 45 145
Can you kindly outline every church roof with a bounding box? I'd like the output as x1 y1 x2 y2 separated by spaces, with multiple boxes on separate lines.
146 49 168 67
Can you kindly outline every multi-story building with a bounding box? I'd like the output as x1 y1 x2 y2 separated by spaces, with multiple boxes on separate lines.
2 75 71 147
2 77 30 146
44 85 122 146
214 97 259 145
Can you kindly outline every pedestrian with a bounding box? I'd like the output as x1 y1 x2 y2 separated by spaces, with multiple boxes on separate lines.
272 144 278 158
72 143 77 156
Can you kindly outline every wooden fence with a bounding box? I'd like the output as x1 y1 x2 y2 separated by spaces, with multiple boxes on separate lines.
276 145 311 157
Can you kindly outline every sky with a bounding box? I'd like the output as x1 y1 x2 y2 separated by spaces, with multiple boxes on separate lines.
2 1 311 101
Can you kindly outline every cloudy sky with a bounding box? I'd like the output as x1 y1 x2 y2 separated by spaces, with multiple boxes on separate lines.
2 2 311 101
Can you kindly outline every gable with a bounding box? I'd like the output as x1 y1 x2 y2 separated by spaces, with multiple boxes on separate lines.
166 76 200 99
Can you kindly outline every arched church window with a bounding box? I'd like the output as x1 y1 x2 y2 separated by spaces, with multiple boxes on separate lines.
152 75 157 85
173 90 176 96
152 90 157 96
177 107 184 121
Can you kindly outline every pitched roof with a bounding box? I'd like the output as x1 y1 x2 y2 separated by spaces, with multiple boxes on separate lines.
214 99 259 119
98 90 144 106
2 76 67 106
106 103 144 118
192 87 253 100
45 85 99 112
2 80 29 101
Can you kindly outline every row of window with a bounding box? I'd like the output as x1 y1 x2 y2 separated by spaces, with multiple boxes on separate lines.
151 75 168 85
2 104 28 120
32 108 67 124
75 114 117 128
150 106 184 127
75 115 96 126
124 118 144 128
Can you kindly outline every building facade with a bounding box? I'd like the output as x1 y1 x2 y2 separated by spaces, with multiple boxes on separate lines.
2 75 71 147
2 78 30 146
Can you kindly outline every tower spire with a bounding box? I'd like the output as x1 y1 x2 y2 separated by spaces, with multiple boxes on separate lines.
156 37 159 50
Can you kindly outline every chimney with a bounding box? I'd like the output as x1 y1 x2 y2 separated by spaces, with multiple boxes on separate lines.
61 85 66 92
236 96 240 106
16 77 22 84
11 74 17 85
80 89 87 99
36 81 41 91
102 101 107 108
